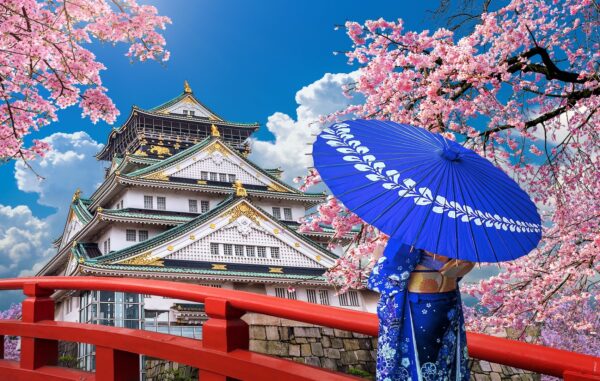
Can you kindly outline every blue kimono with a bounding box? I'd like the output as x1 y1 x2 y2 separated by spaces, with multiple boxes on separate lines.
367 237 470 381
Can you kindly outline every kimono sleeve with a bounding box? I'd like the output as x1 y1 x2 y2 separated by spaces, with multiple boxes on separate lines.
367 238 422 298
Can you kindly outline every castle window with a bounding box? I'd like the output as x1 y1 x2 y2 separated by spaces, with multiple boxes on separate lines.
138 230 149 242
209 172 218 181
283 208 293 221
189 110 195 116
306 289 317 304
126 229 137 242
219 173 227 182
275 287 296 300
200 200 210 213
271 207 281 220
223 244 233 256
338 290 360 307
257 246 267 258
270 247 280 259
189 200 198 213
144 195 153 209
235 245 244 256
157 197 166 211
210 243 220 256
201 171 208 180
228 174 236 183
183 110 189 116
274 287 286 298
246 246 255 257
318 289 330 305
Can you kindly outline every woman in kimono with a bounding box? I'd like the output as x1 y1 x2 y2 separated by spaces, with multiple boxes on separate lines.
368 236 475 381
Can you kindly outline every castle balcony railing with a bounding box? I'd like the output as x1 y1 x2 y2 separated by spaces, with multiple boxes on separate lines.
0 276 598 381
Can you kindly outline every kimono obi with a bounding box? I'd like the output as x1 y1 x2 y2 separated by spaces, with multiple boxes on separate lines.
368 241 473 296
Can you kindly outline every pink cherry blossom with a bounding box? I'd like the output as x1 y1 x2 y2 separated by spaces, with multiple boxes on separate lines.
301 0 599 354
0 0 170 161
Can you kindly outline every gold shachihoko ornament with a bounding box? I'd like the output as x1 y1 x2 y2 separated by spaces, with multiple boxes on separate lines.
233 180 247 197
211 124 220 137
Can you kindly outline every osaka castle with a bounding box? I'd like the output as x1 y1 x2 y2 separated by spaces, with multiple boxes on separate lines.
38 81 378 365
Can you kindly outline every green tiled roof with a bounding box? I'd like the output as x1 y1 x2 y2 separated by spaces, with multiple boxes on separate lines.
100 208 194 223
73 198 93 224
83 261 327 280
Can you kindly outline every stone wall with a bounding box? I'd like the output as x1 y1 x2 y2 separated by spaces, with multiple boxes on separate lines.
142 314 542 380
243 313 376 376
145 358 198 381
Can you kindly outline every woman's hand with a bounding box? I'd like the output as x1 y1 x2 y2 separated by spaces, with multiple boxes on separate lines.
371 240 386 260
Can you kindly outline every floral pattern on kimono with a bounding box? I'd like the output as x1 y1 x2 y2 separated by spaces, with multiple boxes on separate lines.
368 237 470 381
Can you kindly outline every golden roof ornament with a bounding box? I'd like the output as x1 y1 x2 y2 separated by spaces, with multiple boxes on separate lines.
211 124 220 137
72 188 82 202
233 180 248 197
184 80 192 94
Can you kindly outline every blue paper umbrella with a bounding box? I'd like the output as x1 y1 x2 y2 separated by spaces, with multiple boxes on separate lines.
312 119 542 263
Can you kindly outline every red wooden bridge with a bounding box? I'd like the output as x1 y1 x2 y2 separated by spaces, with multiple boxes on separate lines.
0 277 597 381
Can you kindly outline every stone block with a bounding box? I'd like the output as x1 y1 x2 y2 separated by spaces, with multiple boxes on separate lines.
475 375 492 381
278 326 291 340
295 337 308 344
358 339 372 350
322 336 331 348
370 338 378 349
331 338 344 349
333 328 353 338
300 343 312 357
355 350 373 362
305 356 321 367
266 341 289 356
324 348 341 359
340 351 358 365
352 332 369 338
491 362 503 372
249 326 266 340
321 357 338 370
343 339 361 351
249 340 267 353
266 326 280 341
321 327 334 336
289 344 301 357
310 342 324 357
480 361 492 372
292 357 304 363
294 327 322 338
490 373 502 381
243 313 280 326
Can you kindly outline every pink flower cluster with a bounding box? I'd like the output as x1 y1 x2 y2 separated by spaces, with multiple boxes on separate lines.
0 0 170 160
0 304 21 360
301 0 599 351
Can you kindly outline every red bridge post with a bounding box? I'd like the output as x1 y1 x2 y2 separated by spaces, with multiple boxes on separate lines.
20 282 57 370
96 346 140 381
200 297 249 381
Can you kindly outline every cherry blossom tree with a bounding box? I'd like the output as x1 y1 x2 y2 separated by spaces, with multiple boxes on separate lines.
0 304 21 360
299 0 599 353
0 0 170 164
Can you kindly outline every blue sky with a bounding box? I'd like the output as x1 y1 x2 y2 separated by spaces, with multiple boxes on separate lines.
1 0 437 216
1 1 499 308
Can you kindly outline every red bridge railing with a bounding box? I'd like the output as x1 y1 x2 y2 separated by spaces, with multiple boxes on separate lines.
0 277 598 381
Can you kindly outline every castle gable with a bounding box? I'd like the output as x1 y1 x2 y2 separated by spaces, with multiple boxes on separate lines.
101 198 335 271
129 138 298 193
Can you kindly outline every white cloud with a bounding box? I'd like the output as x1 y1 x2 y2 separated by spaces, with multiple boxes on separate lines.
15 131 104 216
0 132 105 288
250 71 361 182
